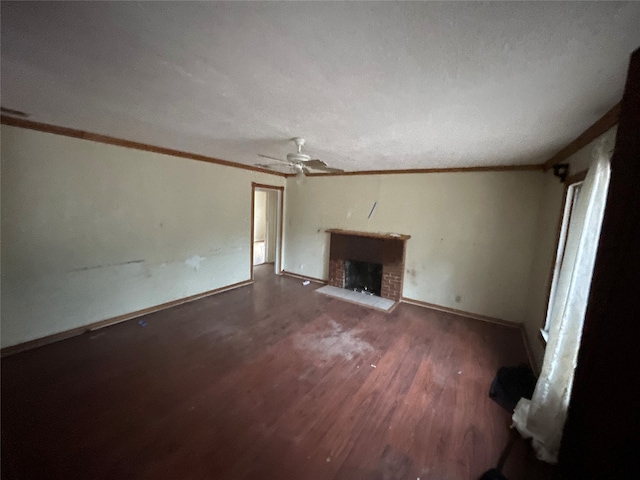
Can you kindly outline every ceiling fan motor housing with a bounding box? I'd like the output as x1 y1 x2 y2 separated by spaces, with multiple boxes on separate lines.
288 137 311 163
287 152 311 163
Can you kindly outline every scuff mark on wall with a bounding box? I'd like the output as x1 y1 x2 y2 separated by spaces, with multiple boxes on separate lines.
368 201 377 219
185 255 205 271
406 267 417 286
71 259 144 272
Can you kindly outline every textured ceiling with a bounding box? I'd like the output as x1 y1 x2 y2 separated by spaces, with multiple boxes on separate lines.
2 1 639 172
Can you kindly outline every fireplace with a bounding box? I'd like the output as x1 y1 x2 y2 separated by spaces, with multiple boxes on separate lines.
326 229 410 302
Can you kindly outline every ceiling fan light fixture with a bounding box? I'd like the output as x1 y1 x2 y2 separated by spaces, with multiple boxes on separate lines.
295 169 306 185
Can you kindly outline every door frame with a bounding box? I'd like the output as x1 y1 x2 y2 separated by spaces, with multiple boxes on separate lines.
251 182 284 280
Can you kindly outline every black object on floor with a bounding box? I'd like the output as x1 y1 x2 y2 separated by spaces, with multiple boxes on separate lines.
479 468 508 480
489 364 537 412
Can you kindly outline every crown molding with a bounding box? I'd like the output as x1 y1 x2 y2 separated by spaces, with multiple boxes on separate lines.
0 115 287 178
287 163 544 178
8 112 612 179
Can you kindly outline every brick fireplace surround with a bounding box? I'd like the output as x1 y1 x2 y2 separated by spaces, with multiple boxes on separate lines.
326 229 410 302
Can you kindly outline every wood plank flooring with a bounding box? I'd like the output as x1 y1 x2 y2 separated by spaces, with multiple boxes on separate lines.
1 265 553 480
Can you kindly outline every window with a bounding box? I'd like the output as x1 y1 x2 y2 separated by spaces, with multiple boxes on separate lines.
541 174 585 342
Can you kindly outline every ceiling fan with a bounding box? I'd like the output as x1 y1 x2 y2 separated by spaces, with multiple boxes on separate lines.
256 137 344 176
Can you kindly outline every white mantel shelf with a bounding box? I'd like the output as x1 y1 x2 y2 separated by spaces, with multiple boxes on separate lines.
326 229 411 241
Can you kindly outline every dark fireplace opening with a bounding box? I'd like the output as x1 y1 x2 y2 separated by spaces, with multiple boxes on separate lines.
344 260 383 296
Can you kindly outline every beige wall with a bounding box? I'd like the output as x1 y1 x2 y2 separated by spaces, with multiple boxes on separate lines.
0 125 284 348
522 126 617 369
284 171 546 323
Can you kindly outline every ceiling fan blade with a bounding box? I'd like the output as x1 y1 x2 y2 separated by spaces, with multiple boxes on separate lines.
255 163 295 172
310 165 345 173
302 159 328 168
303 159 344 173
258 153 290 164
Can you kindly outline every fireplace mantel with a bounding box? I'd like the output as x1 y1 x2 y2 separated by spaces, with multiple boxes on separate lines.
327 229 409 302
325 229 411 241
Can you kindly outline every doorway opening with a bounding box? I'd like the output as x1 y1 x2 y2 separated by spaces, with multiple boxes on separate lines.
251 183 284 279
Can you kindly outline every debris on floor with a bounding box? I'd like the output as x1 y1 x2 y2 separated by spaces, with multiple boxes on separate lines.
138 320 147 327
302 280 310 285
371 364 377 368
293 319 374 361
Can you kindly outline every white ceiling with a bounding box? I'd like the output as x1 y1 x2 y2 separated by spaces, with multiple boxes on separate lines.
2 2 639 172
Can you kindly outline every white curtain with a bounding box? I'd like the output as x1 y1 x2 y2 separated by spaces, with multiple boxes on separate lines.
512 150 611 463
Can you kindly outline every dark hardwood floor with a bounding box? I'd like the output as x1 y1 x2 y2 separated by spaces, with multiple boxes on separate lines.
1 265 553 480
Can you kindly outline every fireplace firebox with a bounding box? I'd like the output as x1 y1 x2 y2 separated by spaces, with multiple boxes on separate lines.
344 260 383 296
